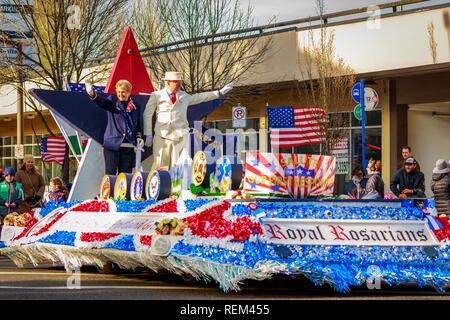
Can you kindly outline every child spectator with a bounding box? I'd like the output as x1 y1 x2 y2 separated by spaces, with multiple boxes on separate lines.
0 167 24 221
46 177 68 204
366 158 375 175
363 160 385 199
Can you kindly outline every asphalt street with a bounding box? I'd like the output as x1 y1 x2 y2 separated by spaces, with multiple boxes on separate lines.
0 256 448 301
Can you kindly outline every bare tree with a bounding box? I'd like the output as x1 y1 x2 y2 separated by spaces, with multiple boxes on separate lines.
427 21 438 64
127 0 170 49
296 0 355 155
134 0 273 93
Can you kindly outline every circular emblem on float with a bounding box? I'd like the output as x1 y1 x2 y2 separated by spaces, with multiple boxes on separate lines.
146 170 161 200
248 203 259 211
99 175 111 199
130 172 144 201
151 236 172 256
114 173 128 200
192 151 208 186
145 170 172 200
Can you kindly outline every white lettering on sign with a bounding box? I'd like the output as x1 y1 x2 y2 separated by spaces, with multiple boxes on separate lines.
261 218 439 246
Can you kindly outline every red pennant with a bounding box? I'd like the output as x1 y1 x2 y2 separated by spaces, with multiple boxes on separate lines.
104 27 154 95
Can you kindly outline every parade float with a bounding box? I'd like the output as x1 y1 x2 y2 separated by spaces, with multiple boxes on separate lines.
1 150 449 293
1 28 449 294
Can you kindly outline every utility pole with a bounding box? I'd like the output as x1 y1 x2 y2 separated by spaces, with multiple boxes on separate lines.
16 41 24 168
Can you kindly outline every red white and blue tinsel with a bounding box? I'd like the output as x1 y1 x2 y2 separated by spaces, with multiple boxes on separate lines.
0 198 449 293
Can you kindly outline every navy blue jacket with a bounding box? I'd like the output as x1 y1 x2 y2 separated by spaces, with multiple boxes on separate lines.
92 94 142 151
390 168 425 197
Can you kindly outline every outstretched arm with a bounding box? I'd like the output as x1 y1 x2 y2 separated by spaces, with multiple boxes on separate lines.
188 82 233 106
85 80 115 111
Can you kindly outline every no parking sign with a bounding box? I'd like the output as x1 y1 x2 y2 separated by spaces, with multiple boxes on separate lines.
232 105 247 128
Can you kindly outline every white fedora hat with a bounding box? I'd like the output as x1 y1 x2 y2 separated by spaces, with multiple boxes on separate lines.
162 71 183 81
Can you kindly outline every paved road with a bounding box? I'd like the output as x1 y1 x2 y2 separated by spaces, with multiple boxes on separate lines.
0 256 448 301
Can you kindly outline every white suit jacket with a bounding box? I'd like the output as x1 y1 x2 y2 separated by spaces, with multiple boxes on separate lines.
143 89 219 141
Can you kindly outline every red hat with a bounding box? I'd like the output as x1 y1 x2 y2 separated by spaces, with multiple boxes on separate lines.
0 168 4 173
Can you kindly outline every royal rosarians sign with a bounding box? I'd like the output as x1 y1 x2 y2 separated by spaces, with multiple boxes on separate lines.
261 218 439 246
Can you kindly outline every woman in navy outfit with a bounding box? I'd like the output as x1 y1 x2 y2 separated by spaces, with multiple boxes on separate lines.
86 79 143 175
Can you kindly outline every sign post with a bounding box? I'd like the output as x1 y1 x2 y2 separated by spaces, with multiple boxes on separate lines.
232 105 247 157
352 81 368 173
360 79 367 173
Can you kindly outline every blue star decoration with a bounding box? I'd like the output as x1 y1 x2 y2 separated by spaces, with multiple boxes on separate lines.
267 162 277 172
251 158 260 167
272 184 281 192
249 181 257 189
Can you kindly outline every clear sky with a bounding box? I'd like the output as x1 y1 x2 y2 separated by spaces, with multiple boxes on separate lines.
241 0 449 25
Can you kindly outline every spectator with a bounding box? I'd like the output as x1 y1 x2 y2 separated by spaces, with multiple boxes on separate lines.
363 160 385 199
431 159 449 218
0 167 24 221
398 146 420 171
15 154 45 213
45 177 68 204
0 168 4 182
390 157 425 199
348 165 368 199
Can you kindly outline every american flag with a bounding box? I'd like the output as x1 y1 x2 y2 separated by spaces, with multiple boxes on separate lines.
40 137 66 165
67 83 105 93
268 106 326 148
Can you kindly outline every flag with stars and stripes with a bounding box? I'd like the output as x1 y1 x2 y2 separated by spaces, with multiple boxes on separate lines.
268 106 326 148
67 83 105 94
40 136 66 166
243 152 335 198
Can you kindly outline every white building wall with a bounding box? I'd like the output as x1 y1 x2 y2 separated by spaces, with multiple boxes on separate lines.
298 6 450 75
408 103 450 197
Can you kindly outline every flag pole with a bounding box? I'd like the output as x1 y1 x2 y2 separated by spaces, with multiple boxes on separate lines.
360 79 367 173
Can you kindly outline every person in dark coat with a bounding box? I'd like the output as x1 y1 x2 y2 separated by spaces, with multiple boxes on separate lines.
0 167 24 220
431 159 450 218
363 160 385 199
348 165 368 199
86 79 143 175
390 157 425 199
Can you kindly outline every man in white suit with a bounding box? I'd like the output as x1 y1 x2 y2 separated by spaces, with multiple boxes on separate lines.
143 71 233 170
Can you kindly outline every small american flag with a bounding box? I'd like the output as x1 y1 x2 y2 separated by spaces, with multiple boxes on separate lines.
67 83 105 93
40 137 66 165
268 106 326 148
126 98 136 112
